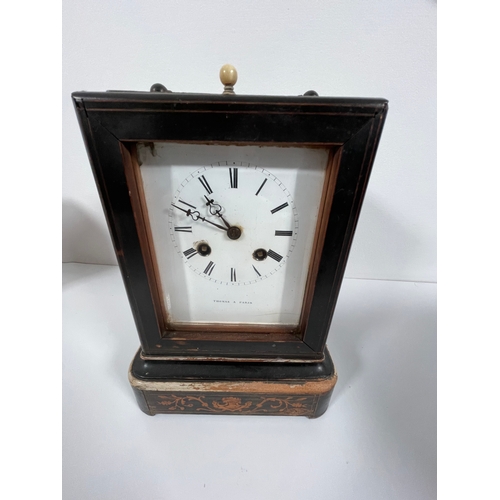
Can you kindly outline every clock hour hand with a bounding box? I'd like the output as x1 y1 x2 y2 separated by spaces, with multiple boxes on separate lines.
172 203 227 231
204 195 231 229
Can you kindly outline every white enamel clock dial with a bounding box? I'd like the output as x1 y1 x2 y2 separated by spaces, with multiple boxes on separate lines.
138 143 329 328
169 164 298 285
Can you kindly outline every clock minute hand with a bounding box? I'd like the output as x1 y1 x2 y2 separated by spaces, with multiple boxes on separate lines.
172 203 227 232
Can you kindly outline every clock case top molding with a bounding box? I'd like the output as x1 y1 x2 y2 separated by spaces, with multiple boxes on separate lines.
72 90 388 362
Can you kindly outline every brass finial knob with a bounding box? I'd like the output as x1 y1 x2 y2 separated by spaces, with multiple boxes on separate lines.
220 64 238 95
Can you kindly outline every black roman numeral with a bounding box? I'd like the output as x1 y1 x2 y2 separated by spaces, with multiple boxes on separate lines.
178 199 196 209
275 230 293 236
255 178 267 196
183 248 198 259
198 175 213 194
270 202 289 214
229 168 238 188
252 265 261 277
203 261 215 276
175 226 192 232
268 249 283 262
231 268 237 282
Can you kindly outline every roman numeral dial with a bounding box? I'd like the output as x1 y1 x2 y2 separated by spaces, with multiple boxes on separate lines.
169 163 299 285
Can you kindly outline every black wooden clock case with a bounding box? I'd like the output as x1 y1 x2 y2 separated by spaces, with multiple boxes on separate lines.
73 88 387 417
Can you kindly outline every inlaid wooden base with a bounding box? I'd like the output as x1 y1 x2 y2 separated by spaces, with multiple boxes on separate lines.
129 348 337 418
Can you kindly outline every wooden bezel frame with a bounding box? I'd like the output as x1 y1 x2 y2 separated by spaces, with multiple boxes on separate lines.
73 91 388 361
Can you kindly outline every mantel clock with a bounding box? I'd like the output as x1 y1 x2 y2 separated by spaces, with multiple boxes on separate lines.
73 65 388 418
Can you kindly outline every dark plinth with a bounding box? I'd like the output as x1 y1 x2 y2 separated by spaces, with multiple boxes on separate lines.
129 348 337 418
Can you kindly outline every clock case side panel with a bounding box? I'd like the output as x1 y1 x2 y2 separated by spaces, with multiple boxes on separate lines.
302 107 388 352
72 93 388 361
72 101 164 352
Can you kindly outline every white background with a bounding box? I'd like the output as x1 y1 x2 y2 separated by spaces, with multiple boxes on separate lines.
62 0 436 283
57 1 439 499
